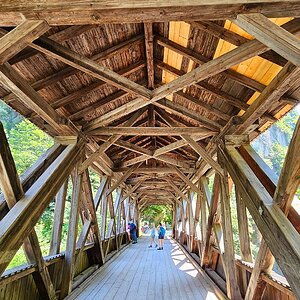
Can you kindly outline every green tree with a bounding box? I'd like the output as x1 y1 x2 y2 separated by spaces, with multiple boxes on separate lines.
8 119 53 174
141 204 172 226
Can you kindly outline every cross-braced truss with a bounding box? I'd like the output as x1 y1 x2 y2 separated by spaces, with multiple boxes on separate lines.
0 2 300 299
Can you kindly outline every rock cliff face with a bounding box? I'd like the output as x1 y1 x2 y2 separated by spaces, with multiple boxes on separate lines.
251 124 289 157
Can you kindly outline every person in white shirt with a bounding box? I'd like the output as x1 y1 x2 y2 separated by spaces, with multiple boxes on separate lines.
148 223 158 248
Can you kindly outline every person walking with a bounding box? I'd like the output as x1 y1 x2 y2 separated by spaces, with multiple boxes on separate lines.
148 223 158 248
157 223 166 250
129 221 137 244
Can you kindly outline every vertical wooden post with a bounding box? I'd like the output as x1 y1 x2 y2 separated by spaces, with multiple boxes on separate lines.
199 179 207 258
218 169 242 300
60 162 83 299
49 178 68 255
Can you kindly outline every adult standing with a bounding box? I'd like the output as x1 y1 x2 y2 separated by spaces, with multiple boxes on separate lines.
129 221 137 244
157 223 166 250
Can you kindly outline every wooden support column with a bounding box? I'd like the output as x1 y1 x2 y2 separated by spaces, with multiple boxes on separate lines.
82 170 104 265
198 178 207 258
94 175 108 210
49 178 68 255
217 167 242 300
200 175 220 267
60 162 83 298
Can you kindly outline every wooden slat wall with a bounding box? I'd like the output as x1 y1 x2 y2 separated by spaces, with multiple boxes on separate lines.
0 235 128 300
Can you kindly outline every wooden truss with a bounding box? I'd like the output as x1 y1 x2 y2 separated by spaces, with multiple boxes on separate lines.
0 2 300 299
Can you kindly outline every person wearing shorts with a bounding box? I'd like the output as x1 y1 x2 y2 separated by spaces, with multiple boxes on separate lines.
157 223 166 250
148 223 157 248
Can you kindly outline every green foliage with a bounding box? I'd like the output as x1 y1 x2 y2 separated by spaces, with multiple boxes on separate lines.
8 119 53 174
141 204 172 226
0 100 22 134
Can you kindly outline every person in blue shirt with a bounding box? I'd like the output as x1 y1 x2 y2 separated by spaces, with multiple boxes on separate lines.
157 223 166 250
128 221 137 244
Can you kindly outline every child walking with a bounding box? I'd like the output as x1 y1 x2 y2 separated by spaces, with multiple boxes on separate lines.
148 223 158 248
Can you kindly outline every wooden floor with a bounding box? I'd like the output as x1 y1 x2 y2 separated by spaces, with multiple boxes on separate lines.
67 236 221 300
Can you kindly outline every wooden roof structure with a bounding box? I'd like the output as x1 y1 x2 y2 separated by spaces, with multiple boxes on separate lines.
0 1 300 299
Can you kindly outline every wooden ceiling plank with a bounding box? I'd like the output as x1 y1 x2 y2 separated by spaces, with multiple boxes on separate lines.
155 35 266 92
0 20 49 64
2 25 95 65
175 90 231 121
234 13 300 67
3 33 145 105
189 20 287 66
30 36 152 100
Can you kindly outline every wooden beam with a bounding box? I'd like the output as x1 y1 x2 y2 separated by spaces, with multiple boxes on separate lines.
3 35 144 105
80 108 144 173
234 13 300 67
200 176 220 267
154 98 222 131
235 186 252 263
175 90 231 121
0 142 84 274
0 122 57 299
60 163 83 298
172 166 202 195
243 119 300 299
0 20 49 64
0 122 24 204
94 176 108 210
49 178 68 255
1 2 300 25
82 170 104 265
165 178 189 203
182 135 224 176
235 62 300 134
0 63 69 135
219 145 300 297
189 20 287 66
274 116 300 213
218 172 242 300
106 163 142 197
155 36 265 93
118 167 195 174
31 36 152 100
144 23 154 89
87 127 216 136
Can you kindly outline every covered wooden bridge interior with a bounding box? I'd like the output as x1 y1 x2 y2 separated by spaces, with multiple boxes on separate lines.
0 1 300 299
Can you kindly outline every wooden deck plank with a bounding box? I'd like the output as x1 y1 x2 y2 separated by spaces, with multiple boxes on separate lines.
67 236 221 300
